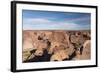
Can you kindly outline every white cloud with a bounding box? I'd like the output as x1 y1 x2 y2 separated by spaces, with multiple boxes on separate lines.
24 18 51 24
67 16 90 22
23 18 90 30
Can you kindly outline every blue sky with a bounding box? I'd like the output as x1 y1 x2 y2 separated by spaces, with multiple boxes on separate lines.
22 10 91 30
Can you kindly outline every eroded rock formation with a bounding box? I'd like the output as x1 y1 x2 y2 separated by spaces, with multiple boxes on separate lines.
22 30 91 62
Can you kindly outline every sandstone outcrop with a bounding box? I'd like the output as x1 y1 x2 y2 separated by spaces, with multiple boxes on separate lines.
22 30 91 62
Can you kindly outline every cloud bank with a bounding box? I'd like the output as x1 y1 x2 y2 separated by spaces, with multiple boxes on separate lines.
23 18 90 30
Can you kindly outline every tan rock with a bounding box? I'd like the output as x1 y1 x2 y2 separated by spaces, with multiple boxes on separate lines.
50 50 69 61
75 40 91 60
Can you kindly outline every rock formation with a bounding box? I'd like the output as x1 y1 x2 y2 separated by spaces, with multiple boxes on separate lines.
22 30 91 62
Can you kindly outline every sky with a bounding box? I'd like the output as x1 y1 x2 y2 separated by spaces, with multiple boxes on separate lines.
22 10 91 30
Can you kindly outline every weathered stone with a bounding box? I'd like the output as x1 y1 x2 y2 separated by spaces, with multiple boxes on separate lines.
22 30 91 62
